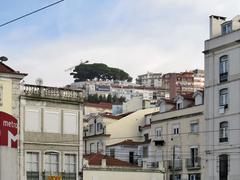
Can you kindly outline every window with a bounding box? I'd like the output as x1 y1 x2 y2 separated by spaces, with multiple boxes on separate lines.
176 102 183 110
96 123 103 132
219 88 228 108
222 22 232 35
219 154 229 180
144 133 149 141
170 174 181 180
90 143 95 153
188 173 201 180
190 123 199 133
109 148 115 158
89 124 94 135
26 152 39 180
173 124 180 135
64 154 76 180
155 128 162 138
143 146 148 158
97 142 101 152
45 152 59 175
219 55 229 82
220 121 228 142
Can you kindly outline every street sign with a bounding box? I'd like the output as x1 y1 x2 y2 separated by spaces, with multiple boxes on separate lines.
0 111 18 148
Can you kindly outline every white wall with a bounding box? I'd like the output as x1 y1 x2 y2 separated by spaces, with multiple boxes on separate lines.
83 169 163 180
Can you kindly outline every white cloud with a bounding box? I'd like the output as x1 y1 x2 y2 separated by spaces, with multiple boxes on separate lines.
2 0 239 86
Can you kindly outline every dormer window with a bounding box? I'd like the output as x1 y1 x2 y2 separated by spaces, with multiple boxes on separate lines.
174 95 184 110
176 101 183 110
222 22 232 35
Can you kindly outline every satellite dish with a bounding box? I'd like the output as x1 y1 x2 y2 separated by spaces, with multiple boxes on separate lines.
35 78 43 86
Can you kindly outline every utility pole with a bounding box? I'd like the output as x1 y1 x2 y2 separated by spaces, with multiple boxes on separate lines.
172 145 175 180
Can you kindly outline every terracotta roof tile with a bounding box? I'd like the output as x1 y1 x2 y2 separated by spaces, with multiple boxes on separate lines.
84 153 138 167
107 139 151 147
85 102 112 109
0 62 27 75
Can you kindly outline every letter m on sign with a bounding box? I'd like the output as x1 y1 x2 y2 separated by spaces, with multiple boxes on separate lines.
0 111 18 148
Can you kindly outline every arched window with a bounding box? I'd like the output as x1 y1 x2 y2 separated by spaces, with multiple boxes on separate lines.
44 152 59 176
219 154 229 180
219 121 228 142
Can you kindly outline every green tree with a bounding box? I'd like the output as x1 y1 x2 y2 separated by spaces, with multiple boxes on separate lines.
70 63 132 82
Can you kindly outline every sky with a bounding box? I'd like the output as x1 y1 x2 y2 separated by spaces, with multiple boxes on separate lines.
0 0 240 86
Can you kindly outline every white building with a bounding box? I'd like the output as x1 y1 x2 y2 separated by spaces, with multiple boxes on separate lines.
136 72 163 87
19 84 84 180
204 15 240 180
137 92 205 180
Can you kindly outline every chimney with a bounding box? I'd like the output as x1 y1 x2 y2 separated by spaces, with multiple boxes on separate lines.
209 15 226 38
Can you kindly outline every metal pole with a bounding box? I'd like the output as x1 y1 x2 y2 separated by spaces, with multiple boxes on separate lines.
172 146 175 180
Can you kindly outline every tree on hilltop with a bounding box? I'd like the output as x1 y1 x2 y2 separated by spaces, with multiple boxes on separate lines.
70 63 132 82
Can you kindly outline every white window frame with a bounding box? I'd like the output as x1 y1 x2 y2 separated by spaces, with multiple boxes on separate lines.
172 123 180 135
190 122 199 133
25 108 41 132
63 152 78 178
155 127 162 139
43 109 61 133
63 111 78 135
25 150 41 179
43 151 61 175
222 21 232 34
219 88 228 107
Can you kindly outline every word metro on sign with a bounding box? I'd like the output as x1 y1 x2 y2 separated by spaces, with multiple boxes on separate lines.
0 111 18 148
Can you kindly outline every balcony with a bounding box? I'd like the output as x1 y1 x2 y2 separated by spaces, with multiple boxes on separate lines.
22 84 84 102
186 157 201 170
153 137 165 146
220 72 228 82
168 159 182 171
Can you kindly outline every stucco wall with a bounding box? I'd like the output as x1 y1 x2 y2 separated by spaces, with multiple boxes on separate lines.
83 169 163 180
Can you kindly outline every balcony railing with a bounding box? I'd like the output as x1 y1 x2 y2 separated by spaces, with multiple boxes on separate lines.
22 84 83 102
168 159 182 170
186 157 201 170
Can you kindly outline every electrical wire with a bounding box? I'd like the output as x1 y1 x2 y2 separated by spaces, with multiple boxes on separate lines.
0 0 64 28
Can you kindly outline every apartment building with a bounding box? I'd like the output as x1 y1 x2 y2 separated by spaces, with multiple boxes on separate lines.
19 84 84 180
204 15 240 180
136 72 163 87
162 70 204 99
137 92 204 180
83 108 159 157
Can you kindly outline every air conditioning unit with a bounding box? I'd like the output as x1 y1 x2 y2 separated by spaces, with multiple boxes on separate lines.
219 106 225 114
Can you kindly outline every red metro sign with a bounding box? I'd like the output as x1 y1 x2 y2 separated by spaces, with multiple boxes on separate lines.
0 111 18 148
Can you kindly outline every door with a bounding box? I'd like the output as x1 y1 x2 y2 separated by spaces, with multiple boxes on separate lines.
129 152 134 164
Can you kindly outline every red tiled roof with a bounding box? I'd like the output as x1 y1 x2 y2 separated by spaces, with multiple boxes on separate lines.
0 62 27 75
84 153 138 167
85 102 112 109
107 139 151 147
